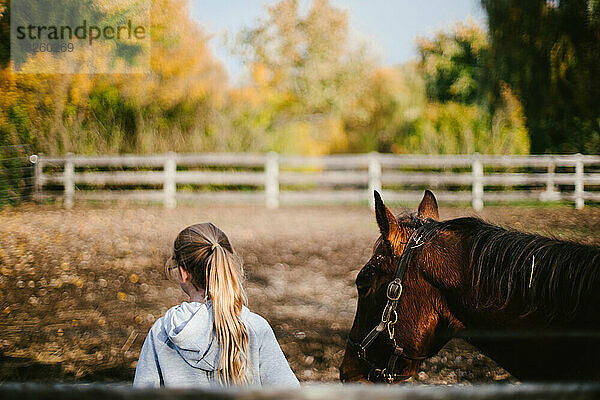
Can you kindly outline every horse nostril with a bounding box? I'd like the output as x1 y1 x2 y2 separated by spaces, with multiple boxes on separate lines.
355 278 367 290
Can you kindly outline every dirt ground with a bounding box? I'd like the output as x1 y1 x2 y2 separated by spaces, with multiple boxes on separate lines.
0 202 599 384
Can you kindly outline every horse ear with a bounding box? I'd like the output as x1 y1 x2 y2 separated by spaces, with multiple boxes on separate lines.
374 190 400 238
417 190 439 220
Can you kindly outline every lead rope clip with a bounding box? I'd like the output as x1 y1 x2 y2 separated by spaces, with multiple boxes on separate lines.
387 310 397 340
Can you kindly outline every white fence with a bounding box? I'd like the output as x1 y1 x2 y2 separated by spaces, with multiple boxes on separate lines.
33 152 600 210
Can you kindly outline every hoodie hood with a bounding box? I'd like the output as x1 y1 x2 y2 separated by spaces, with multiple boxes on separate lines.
162 301 228 371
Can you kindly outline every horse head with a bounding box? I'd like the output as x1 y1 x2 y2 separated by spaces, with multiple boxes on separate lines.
339 190 462 383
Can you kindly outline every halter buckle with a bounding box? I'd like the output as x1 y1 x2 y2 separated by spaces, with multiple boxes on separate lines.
387 279 403 301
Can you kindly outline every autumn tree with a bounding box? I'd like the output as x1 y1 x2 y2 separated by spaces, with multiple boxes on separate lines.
483 0 600 153
234 0 374 154
412 21 529 154
0 0 226 154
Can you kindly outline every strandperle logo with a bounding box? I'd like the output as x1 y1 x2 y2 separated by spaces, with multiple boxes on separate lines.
15 20 147 45
11 0 150 74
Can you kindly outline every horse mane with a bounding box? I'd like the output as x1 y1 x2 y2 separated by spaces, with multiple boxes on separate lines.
435 217 600 324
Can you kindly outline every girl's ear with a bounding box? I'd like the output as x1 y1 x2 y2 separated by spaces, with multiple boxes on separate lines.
179 265 192 283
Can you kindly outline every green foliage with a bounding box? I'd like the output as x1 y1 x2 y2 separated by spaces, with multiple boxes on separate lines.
482 0 600 153
418 21 489 104
0 0 531 156
0 0 10 68
88 84 138 149
407 96 529 155
0 0 227 155
408 21 529 154
343 64 426 153
0 145 34 205
344 22 529 155
234 0 374 154
7 105 32 144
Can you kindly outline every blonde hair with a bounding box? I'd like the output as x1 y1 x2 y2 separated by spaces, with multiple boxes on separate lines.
171 223 249 385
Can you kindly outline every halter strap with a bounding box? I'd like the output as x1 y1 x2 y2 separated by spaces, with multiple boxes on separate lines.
348 221 433 383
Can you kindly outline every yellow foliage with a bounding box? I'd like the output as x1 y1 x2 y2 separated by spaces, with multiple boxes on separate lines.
0 0 530 156
0 0 227 154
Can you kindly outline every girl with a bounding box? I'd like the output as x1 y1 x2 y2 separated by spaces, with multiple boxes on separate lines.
134 223 299 388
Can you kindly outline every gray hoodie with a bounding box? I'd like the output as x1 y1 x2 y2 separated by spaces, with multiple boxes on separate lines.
133 301 299 388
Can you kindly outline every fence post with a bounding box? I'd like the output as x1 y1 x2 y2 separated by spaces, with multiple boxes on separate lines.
472 153 483 211
164 152 176 209
64 153 74 209
575 153 584 210
368 152 381 209
542 157 559 201
32 154 42 203
265 152 279 209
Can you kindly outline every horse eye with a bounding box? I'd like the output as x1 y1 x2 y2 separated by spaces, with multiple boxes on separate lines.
355 268 375 294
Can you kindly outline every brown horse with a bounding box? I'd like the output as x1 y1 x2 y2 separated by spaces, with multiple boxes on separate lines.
339 190 600 383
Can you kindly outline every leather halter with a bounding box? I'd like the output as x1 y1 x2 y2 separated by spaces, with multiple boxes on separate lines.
347 218 434 384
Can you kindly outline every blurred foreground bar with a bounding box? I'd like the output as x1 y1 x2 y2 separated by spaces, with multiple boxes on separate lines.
1 383 600 400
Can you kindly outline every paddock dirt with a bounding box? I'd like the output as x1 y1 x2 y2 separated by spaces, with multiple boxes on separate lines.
1 203 599 384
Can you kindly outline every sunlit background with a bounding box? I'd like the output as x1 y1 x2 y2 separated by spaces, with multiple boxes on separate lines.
1 0 600 386
191 0 485 85
2 0 597 157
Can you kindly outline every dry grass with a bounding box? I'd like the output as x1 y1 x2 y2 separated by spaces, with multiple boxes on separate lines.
0 203 599 383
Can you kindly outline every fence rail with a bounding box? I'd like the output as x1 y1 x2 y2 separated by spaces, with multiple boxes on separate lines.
1 383 600 400
32 152 600 210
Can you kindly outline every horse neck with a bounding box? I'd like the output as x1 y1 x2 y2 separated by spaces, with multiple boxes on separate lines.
435 228 600 330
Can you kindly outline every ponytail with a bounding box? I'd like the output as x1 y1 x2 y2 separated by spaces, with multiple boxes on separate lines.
207 244 249 385
172 223 250 385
